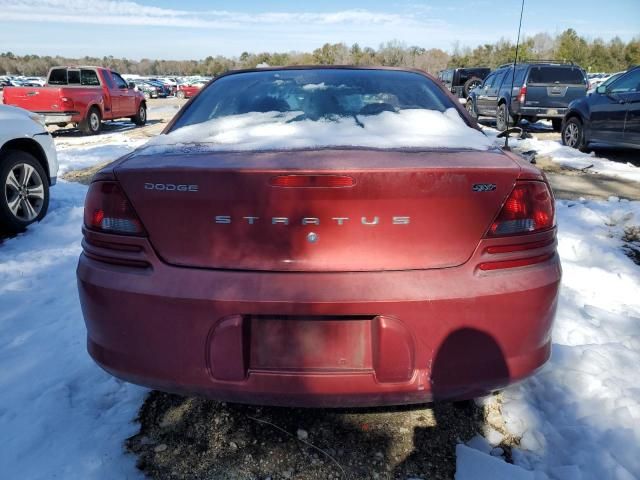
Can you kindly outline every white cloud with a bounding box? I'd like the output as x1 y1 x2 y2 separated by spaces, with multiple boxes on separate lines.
0 0 441 30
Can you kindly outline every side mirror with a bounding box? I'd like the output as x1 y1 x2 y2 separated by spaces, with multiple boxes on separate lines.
128 82 136 89
596 85 607 95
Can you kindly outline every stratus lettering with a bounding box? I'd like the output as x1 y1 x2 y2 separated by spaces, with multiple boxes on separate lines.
214 216 411 225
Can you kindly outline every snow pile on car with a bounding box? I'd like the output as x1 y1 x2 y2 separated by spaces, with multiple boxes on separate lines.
145 108 493 152
458 197 640 480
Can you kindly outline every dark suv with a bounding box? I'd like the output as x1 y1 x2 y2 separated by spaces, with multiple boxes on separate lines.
438 67 490 98
466 61 587 131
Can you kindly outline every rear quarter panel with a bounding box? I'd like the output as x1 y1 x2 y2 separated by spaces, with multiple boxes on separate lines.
59 86 106 119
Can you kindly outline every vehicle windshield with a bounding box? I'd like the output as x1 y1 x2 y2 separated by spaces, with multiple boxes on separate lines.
171 68 454 130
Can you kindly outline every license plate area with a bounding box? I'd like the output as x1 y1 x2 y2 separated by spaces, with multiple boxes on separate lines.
249 315 374 372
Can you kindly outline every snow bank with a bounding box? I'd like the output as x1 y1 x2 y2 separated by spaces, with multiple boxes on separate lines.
464 198 640 480
0 181 147 479
484 127 640 183
456 445 538 480
55 136 145 175
145 108 493 152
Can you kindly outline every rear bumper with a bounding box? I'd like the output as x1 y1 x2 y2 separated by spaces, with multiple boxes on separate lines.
36 111 81 124
77 229 560 407
518 106 567 119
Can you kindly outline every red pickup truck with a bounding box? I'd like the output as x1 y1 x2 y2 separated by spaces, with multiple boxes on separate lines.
2 66 147 135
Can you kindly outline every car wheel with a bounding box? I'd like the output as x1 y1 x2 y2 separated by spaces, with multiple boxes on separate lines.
463 77 482 98
132 103 147 126
177 90 186 99
551 119 562 132
496 103 515 131
561 117 587 151
0 150 49 233
465 98 478 120
80 107 101 135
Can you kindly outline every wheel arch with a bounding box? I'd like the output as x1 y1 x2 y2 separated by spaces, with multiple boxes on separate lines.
0 138 50 184
564 109 589 142
87 103 102 117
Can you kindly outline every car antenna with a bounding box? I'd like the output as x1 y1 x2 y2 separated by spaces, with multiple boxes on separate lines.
504 0 525 151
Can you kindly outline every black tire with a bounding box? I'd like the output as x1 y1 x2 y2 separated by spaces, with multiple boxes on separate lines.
561 117 588 152
496 103 516 131
465 97 478 120
80 107 101 135
0 150 49 233
551 118 562 132
463 77 483 98
176 90 186 99
131 103 147 126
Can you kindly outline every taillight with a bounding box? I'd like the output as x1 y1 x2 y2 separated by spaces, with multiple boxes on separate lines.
518 85 527 104
488 181 554 237
84 181 146 235
61 97 74 109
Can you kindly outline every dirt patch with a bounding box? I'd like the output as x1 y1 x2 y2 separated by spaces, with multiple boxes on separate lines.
125 392 513 480
515 153 640 201
61 161 112 184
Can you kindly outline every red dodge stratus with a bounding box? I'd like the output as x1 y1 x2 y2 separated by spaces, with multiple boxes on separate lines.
77 66 560 407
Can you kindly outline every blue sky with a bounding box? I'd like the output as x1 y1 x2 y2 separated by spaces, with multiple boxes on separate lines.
0 0 638 59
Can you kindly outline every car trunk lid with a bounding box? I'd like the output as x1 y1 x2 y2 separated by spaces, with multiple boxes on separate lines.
115 148 520 272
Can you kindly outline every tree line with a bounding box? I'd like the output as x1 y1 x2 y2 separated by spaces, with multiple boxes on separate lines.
2 29 638 77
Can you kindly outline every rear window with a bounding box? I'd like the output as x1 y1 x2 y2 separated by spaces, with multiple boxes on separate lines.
527 66 586 85
172 69 454 131
46 68 100 86
68 70 80 84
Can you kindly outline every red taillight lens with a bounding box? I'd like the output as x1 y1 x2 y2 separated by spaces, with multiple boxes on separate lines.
518 85 527 103
84 181 146 235
488 181 554 237
270 175 355 188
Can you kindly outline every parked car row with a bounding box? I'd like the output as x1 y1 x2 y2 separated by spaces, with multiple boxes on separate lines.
122 74 208 99
0 75 46 89
444 61 638 150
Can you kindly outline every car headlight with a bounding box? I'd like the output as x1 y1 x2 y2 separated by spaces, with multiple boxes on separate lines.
28 113 46 128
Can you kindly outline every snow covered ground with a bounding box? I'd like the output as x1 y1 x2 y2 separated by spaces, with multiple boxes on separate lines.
0 136 147 479
1 126 639 479
55 130 146 176
458 198 640 480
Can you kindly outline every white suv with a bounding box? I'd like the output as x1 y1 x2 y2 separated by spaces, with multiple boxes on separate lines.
0 104 58 233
